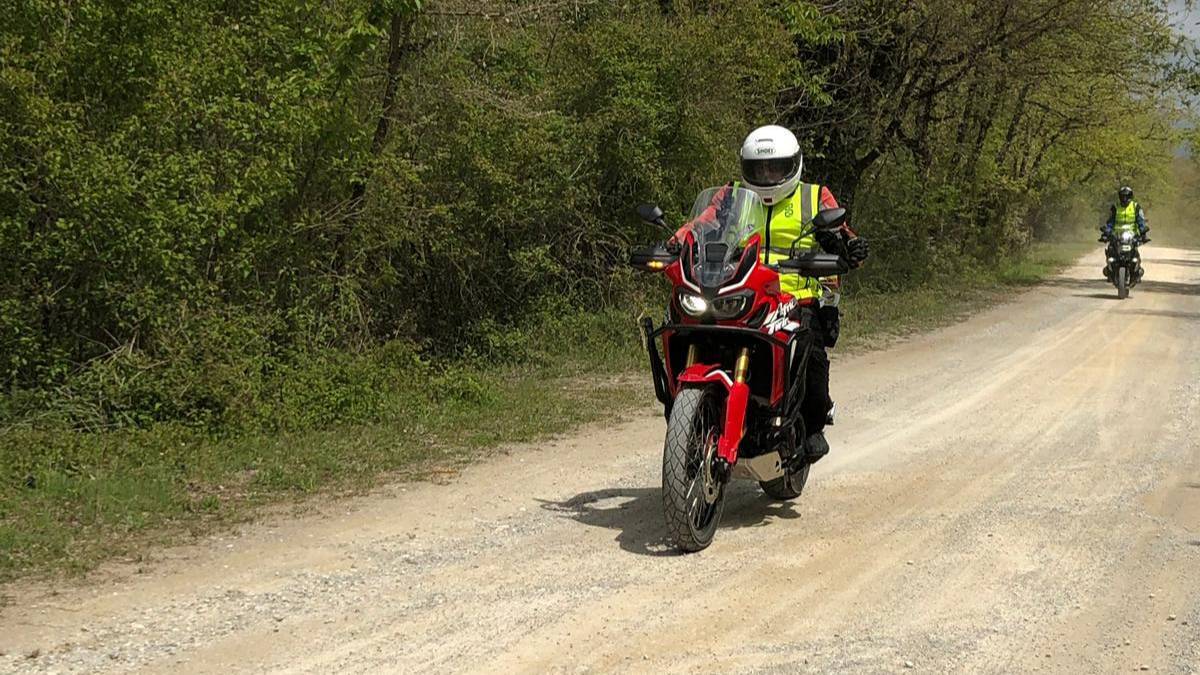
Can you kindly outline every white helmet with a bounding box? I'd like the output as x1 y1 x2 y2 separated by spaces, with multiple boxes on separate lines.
739 125 803 206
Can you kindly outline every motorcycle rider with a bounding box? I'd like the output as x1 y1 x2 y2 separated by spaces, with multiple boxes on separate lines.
1101 186 1150 279
670 125 869 462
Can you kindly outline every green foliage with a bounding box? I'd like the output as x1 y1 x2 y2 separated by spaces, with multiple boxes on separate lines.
2 0 379 387
1 1 798 427
0 304 648 580
784 0 1187 290
0 0 1193 436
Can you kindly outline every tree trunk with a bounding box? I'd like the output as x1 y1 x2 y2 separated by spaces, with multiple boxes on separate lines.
352 12 412 207
995 82 1032 171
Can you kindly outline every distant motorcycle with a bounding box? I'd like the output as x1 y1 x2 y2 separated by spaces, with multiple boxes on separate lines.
1100 229 1147 300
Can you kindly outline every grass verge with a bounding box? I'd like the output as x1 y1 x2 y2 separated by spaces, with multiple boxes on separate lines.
0 241 1094 584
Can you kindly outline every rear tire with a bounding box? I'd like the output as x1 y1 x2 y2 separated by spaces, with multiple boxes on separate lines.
662 387 724 552
1117 266 1129 299
760 461 811 500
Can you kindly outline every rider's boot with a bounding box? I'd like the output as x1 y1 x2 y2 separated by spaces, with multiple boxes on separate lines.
1102 265 1112 280
804 431 831 463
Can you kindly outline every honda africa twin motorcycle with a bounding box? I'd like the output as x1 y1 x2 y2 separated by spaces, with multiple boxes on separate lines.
629 186 849 552
1101 229 1146 300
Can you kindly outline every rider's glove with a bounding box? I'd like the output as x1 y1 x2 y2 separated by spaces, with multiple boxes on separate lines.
665 222 696 253
846 237 869 266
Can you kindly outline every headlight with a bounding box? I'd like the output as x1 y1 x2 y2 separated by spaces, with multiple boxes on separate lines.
710 294 751 320
678 292 708 316
676 291 751 319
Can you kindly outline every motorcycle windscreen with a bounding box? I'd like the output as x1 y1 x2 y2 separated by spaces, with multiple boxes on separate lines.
685 186 766 289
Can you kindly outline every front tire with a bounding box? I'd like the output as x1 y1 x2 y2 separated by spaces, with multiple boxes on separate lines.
662 387 725 552
760 461 811 500
1117 266 1129 299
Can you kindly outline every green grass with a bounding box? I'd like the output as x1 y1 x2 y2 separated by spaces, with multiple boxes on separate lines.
0 310 650 583
0 242 1092 585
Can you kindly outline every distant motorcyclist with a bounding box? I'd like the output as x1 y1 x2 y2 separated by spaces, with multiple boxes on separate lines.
669 125 869 462
1100 186 1149 279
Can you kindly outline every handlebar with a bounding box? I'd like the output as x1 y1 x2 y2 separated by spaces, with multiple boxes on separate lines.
631 245 850 278
777 252 850 277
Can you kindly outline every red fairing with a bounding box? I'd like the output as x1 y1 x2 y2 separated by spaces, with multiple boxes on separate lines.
770 342 786 405
718 383 749 464
675 364 748 465
653 220 810 468
659 230 803 406
666 233 798 332
677 364 733 387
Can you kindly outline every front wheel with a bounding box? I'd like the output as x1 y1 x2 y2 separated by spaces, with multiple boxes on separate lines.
1117 266 1129 299
760 461 811 500
662 387 725 552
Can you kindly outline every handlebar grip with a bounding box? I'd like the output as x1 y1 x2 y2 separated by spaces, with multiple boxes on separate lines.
629 245 678 270
777 253 850 276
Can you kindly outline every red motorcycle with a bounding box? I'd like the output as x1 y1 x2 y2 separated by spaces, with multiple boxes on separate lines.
630 186 848 552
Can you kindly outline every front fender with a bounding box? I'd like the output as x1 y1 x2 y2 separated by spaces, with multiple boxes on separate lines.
675 364 748 465
676 364 734 390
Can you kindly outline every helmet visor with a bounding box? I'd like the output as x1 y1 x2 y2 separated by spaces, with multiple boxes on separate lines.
741 156 799 187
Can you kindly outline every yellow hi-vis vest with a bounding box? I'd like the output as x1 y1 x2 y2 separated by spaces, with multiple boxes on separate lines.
755 182 824 301
1113 201 1140 234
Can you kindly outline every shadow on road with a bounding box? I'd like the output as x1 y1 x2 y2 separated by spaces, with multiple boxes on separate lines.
1043 276 1200 297
1113 309 1200 322
538 482 802 557
1154 258 1200 268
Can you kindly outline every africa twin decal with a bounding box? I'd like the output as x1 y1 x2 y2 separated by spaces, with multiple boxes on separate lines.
763 299 800 334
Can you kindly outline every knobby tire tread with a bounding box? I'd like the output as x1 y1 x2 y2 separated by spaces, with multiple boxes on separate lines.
662 388 722 552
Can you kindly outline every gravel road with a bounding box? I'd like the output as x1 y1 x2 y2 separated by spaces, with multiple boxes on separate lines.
3 247 1199 674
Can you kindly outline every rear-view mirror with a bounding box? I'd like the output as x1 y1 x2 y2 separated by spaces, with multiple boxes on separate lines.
812 207 847 231
637 203 666 227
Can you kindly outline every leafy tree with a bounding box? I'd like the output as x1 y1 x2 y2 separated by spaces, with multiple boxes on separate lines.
0 0 1190 430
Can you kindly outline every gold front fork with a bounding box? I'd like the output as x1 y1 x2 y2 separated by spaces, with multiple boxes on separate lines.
734 347 750 384
686 344 698 367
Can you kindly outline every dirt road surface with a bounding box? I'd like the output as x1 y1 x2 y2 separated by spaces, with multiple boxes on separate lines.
3 247 1200 674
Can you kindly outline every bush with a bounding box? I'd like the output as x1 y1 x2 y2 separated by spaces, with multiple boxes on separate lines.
0 0 1185 433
